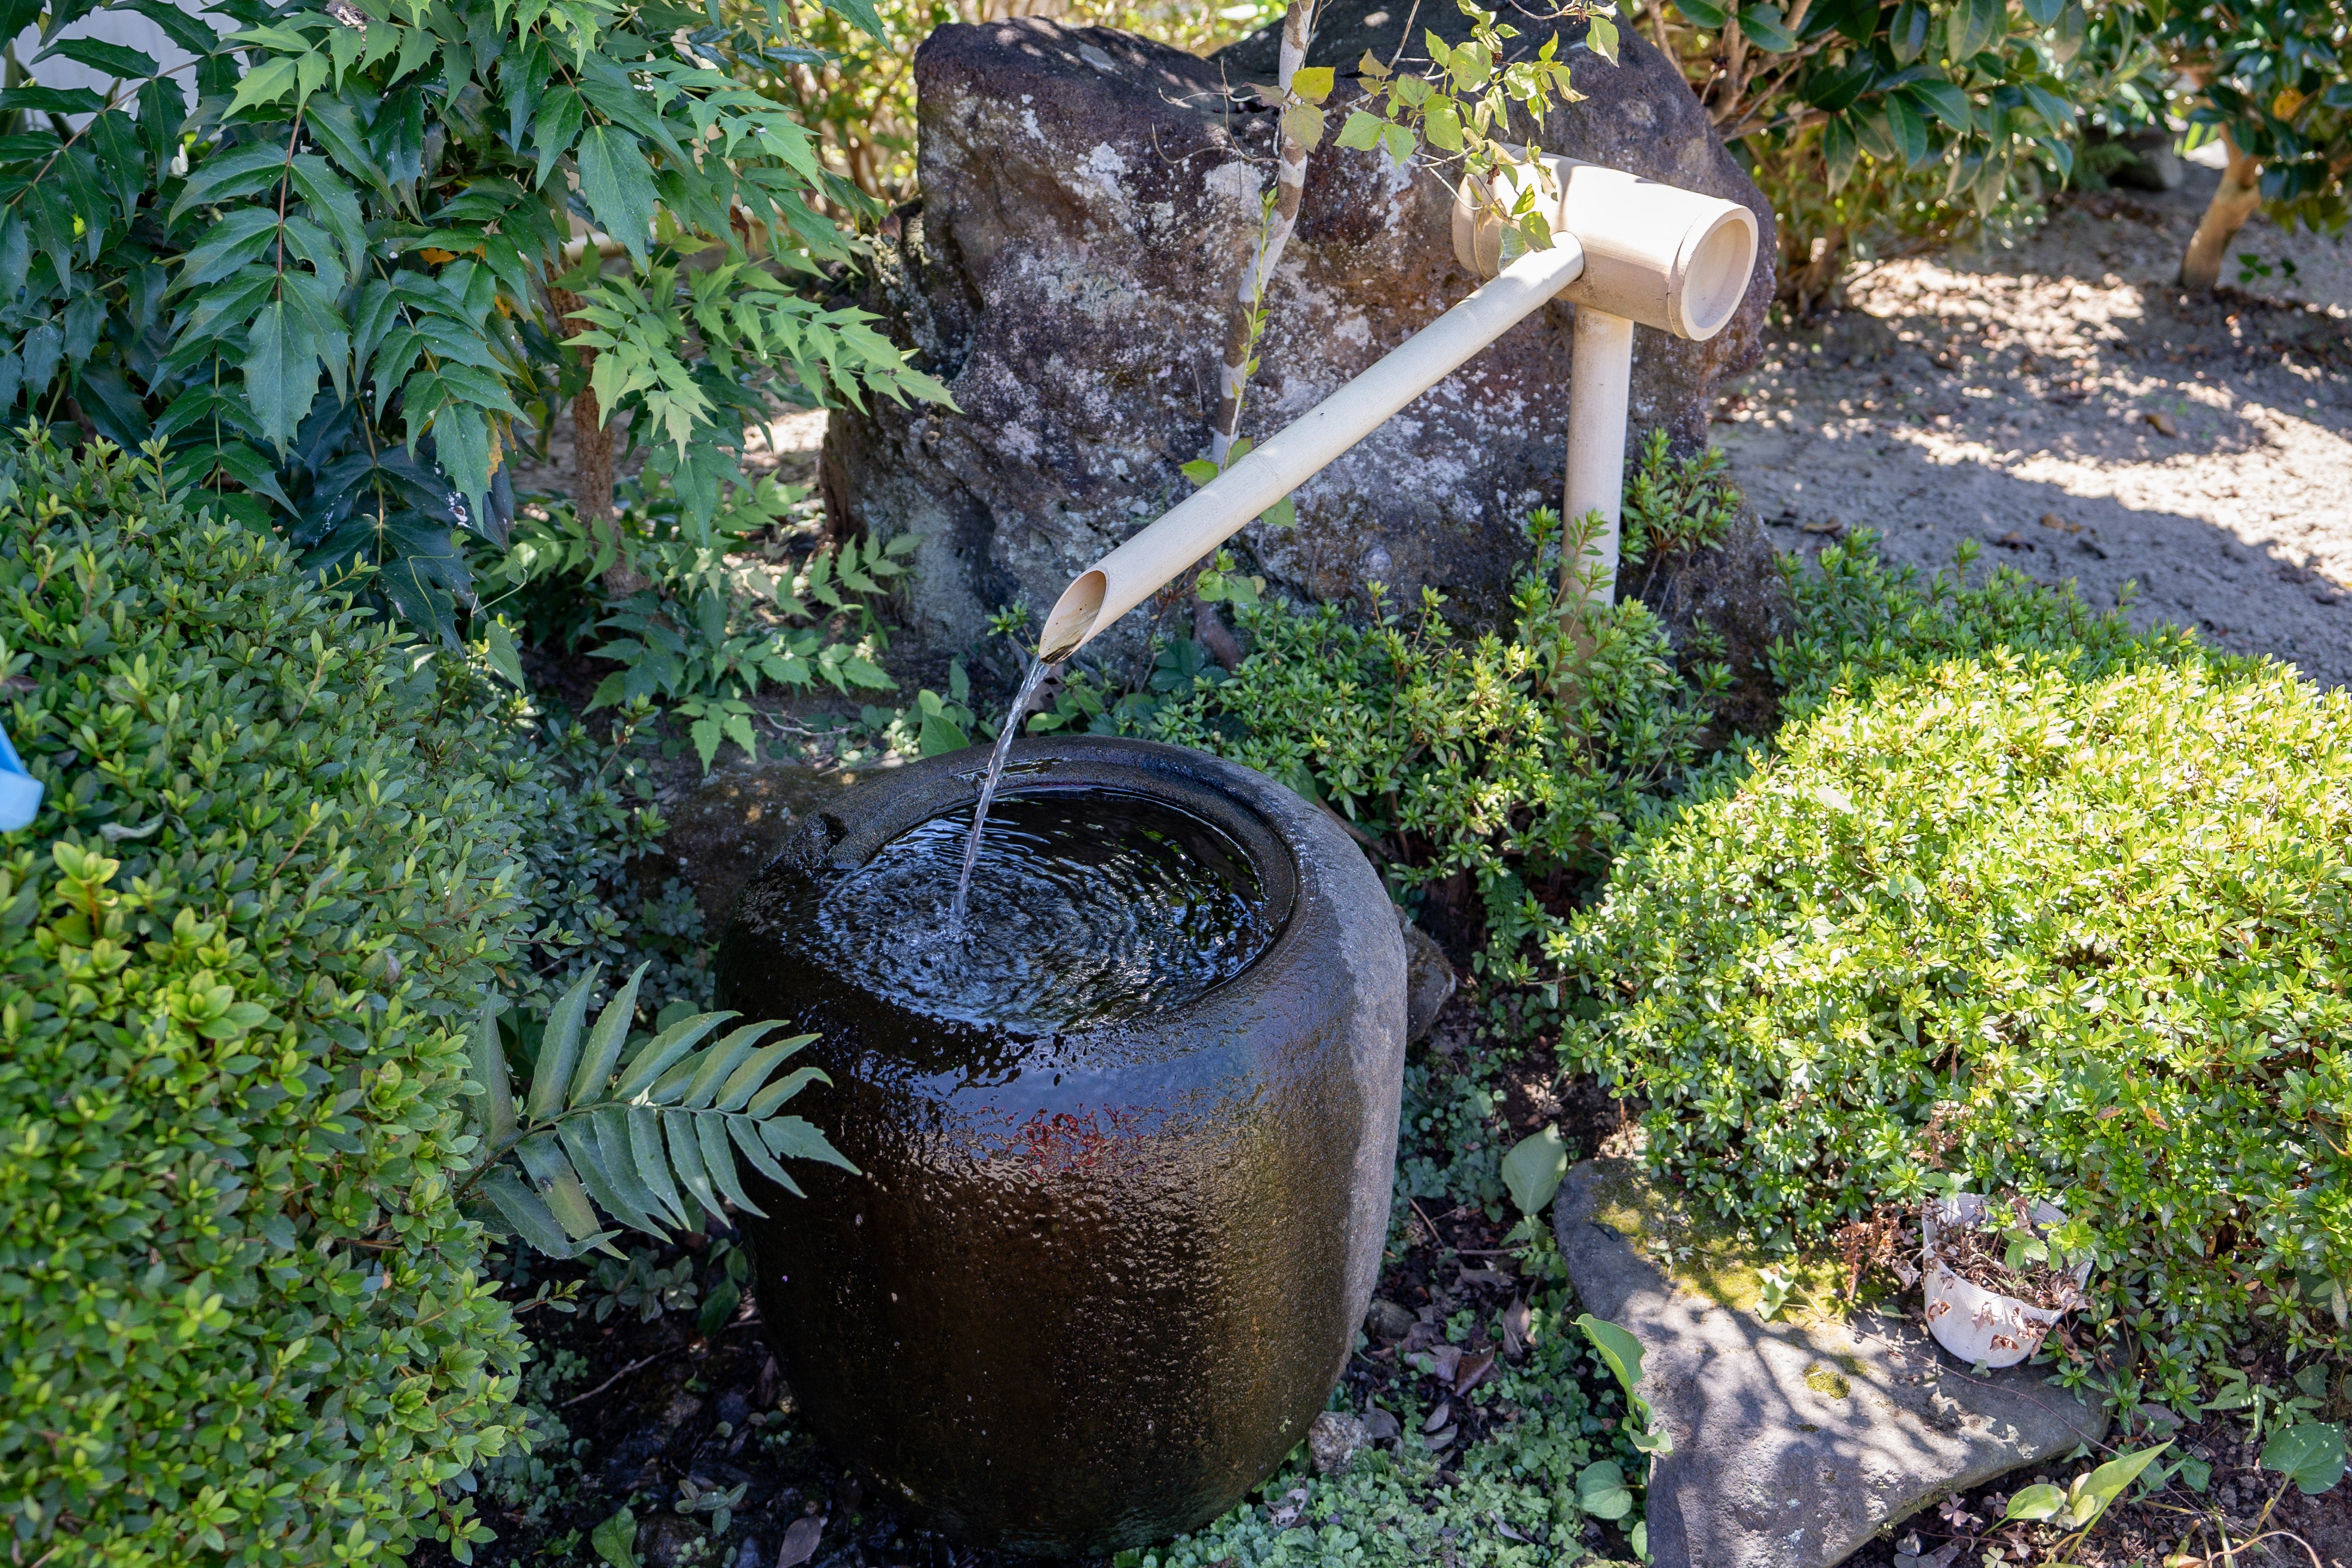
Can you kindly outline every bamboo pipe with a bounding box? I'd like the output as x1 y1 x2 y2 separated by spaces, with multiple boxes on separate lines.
1036 237 1591 662
1035 157 1759 659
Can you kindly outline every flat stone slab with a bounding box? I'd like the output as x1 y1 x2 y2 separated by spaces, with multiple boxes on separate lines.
1554 1160 2109 1568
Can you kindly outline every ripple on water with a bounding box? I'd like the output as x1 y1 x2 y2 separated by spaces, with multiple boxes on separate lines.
810 791 1272 1034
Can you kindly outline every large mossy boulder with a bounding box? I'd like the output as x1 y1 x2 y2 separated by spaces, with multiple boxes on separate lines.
824 4 1781 670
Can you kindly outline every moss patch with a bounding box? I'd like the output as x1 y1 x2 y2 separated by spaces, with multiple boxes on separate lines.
1803 1363 1852 1399
1582 1161 1848 1325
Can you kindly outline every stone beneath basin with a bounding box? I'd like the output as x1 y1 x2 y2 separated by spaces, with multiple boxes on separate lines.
656 761 870 928
1553 1159 2110 1568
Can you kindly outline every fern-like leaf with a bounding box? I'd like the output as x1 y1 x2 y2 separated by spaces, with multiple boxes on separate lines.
461 967 859 1257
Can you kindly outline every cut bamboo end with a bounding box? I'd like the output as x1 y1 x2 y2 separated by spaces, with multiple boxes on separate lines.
1039 570 1107 665
1451 153 1759 344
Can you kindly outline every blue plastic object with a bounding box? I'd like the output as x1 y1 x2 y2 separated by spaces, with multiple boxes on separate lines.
0 722 42 832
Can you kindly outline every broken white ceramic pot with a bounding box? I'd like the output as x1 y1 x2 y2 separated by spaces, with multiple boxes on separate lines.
1921 1194 2092 1368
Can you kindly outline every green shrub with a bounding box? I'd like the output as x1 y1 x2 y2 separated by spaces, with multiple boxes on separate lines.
1767 531 2201 719
1561 640 2352 1394
1141 510 1728 982
0 440 540 1564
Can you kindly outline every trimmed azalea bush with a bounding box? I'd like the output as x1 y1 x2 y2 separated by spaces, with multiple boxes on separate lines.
1561 609 2352 1392
0 439 541 1564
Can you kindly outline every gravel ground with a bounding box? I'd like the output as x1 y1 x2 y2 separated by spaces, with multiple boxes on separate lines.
1717 158 2352 689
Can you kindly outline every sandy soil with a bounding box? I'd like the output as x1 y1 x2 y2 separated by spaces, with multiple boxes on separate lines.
1717 159 2352 689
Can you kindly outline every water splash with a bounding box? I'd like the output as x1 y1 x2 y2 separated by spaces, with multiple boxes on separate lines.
947 656 1059 936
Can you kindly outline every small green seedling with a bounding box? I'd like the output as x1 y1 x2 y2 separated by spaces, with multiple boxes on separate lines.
2002 1442 2170 1560
1576 1459 1636 1520
1756 1265 1796 1321
1502 1125 1569 1220
2261 1422 2348 1495
1576 1313 1674 1458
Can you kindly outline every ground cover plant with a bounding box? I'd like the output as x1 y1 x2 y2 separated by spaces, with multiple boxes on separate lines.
1557 535 2352 1407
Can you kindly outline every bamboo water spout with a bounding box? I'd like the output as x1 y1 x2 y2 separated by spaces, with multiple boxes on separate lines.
1036 156 1759 663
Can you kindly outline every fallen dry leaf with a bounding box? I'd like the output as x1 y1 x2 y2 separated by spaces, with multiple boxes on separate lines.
1453 1351 1496 1395
1498 1297 1530 1358
1800 518 1845 536
1409 1343 1463 1383
777 1514 825 1568
2039 512 2080 532
1361 1405 1401 1442
2145 410 2179 437
1423 1399 1451 1432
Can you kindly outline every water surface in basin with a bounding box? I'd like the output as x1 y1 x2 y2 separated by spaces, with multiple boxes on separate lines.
804 789 1272 1034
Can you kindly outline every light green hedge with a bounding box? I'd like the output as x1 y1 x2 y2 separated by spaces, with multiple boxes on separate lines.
1564 640 2351 1389
0 442 537 1564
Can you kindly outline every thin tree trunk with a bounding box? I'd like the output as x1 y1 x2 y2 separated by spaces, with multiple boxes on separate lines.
1195 0 1316 662
2180 133 2263 291
1207 0 1315 467
548 283 647 598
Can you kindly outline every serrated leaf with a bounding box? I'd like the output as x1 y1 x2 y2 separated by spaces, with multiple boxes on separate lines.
112 0 220 57
665 1109 723 1217
730 1114 807 1198
695 1111 767 1216
481 1167 575 1255
685 1023 774 1109
760 1115 858 1174
244 299 320 454
39 35 158 77
528 964 602 1122
746 1062 826 1119
574 124 657 263
568 960 648 1106
618 1011 739 1098
226 51 301 118
626 1104 688 1229
1280 100 1324 149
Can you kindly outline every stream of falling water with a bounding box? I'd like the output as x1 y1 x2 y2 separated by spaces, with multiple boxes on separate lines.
947 656 1059 936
